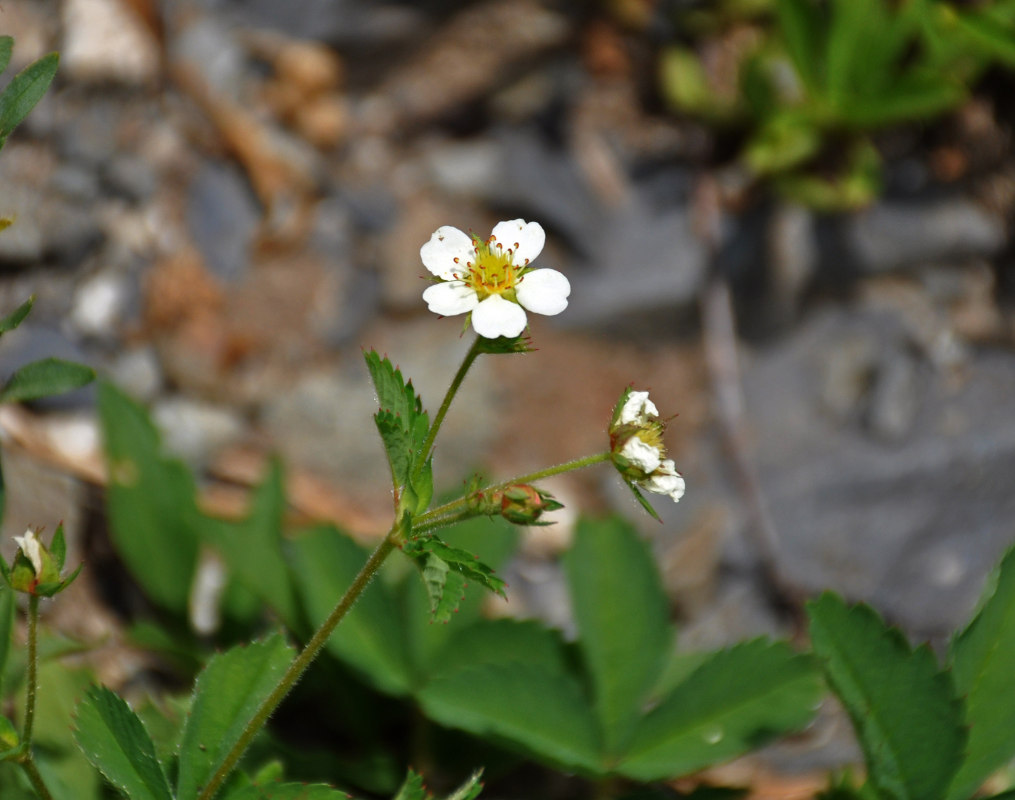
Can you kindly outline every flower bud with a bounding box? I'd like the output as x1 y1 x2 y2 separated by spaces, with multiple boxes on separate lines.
498 484 564 525
1 525 82 597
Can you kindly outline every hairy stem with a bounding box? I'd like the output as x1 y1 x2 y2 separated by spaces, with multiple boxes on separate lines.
412 337 482 483
197 531 399 800
22 595 39 746
416 451 613 526
20 754 53 800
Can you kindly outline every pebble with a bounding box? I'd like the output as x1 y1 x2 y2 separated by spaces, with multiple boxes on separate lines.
69 272 129 339
847 198 1006 273
61 0 160 86
151 397 245 469
185 160 261 283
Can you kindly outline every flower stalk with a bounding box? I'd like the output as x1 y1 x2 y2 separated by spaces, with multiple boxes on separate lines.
197 530 399 800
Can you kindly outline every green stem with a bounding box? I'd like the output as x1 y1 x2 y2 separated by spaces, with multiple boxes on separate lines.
197 531 399 800
415 452 613 526
20 754 53 800
23 595 39 746
411 509 480 537
412 337 482 483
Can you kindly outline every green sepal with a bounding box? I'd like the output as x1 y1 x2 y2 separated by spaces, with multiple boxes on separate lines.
474 335 533 355
50 522 67 569
624 480 662 523
0 295 33 336
33 561 83 598
0 217 10 234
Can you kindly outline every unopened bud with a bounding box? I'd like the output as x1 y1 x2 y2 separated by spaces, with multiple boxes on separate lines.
498 484 564 525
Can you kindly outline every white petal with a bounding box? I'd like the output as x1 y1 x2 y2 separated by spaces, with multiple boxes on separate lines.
491 219 545 266
620 436 661 473
516 269 570 316
423 281 479 316
619 391 659 425
420 226 475 280
14 530 43 574
472 294 527 338
643 460 685 502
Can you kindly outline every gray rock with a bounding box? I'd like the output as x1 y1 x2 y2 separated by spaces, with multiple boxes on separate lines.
562 203 708 330
151 397 245 469
218 0 422 46
846 199 1006 273
0 143 104 266
739 307 1015 640
186 160 261 282
106 345 163 403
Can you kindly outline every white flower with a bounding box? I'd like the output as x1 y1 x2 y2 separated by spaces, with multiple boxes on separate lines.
610 388 685 506
620 436 661 474
642 459 685 503
14 530 42 574
619 390 659 425
421 219 570 338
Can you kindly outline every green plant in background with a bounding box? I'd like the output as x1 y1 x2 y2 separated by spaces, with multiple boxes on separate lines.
660 0 1015 209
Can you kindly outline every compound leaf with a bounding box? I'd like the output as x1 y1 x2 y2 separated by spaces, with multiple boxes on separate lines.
564 516 672 756
73 685 173 800
620 639 821 781
808 593 965 800
176 633 295 800
418 662 602 776
948 545 1015 800
99 382 200 613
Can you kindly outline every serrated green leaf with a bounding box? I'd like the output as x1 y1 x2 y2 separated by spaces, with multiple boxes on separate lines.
445 769 483 800
364 350 429 491
403 537 506 599
394 769 426 800
419 554 467 624
620 638 820 781
0 295 33 336
433 618 570 681
0 52 58 145
225 783 353 799
99 382 200 613
289 525 411 695
418 662 602 776
808 593 965 800
177 633 296 800
72 686 173 800
411 457 434 515
204 459 298 628
400 513 518 678
947 546 1015 800
0 38 12 75
0 358 95 404
564 516 672 756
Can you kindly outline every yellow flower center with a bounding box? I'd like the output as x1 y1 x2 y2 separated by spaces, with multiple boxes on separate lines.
453 235 526 301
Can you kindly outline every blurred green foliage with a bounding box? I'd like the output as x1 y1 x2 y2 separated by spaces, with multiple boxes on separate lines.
659 0 1015 208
